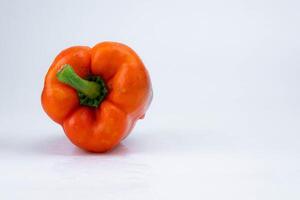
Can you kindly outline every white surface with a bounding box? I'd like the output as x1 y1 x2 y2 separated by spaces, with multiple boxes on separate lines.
1 128 300 199
0 0 300 199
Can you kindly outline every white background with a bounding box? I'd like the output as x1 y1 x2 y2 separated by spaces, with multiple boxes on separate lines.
0 0 300 199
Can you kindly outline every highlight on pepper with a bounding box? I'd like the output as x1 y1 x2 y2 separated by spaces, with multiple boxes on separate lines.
41 42 153 152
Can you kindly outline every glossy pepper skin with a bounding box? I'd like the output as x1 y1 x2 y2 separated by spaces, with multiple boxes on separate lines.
41 42 152 152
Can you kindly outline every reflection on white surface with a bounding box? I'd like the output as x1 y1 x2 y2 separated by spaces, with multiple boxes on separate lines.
0 129 299 199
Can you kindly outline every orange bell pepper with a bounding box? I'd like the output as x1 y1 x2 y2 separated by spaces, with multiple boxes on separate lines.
41 42 152 152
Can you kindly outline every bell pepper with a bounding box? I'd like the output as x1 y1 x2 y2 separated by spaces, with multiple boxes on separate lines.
41 42 152 152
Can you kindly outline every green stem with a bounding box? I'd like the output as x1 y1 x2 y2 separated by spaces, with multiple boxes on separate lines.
57 64 101 99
